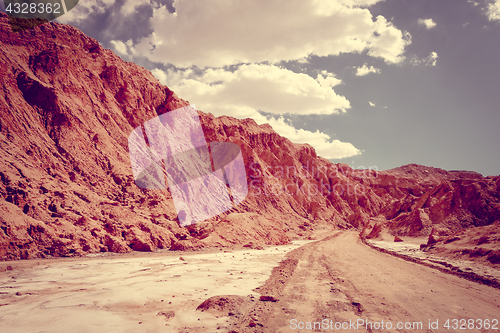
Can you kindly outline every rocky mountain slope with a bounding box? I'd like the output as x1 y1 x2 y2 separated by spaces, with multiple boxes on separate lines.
1 14 499 260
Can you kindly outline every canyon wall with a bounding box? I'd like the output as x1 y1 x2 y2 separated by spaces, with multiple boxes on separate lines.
1 14 499 260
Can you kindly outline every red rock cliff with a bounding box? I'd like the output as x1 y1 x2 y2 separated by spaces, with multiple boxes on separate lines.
1 14 499 260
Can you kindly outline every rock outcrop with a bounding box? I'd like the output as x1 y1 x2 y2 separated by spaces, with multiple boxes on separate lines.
1 14 499 260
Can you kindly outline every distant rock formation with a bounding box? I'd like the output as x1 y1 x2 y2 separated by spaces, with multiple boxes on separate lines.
394 236 403 242
1 14 499 260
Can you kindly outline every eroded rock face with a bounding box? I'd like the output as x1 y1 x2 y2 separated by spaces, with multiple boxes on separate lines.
1 14 499 260
0 14 187 259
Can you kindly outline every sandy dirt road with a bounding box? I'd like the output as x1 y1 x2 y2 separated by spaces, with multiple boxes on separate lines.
235 231 500 332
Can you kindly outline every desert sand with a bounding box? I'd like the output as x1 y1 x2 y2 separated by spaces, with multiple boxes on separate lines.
0 241 309 333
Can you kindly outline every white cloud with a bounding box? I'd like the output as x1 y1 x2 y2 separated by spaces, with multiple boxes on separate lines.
266 118 360 159
369 101 376 107
56 0 116 24
355 64 381 76
425 51 439 66
152 65 360 159
366 15 411 64
411 51 438 66
151 68 168 85
487 0 500 20
119 0 410 68
109 40 128 56
109 39 136 57
417 18 437 29
154 64 350 116
337 0 384 7
120 0 150 16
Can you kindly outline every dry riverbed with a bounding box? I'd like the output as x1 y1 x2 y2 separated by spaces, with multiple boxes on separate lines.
0 241 310 333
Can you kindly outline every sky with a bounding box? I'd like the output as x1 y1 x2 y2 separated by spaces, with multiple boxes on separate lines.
3 0 499 175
